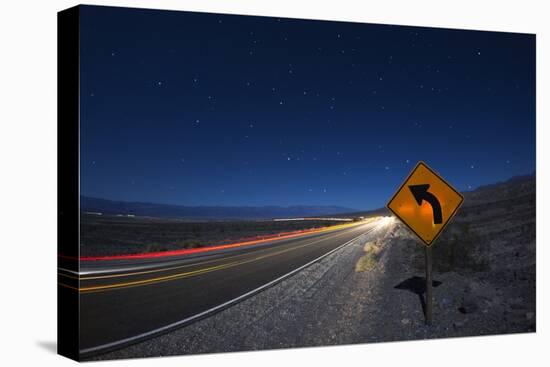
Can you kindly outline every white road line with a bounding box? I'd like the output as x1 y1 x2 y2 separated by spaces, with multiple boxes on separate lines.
79 225 375 357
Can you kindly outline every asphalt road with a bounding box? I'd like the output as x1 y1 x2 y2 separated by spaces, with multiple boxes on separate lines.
58 220 377 357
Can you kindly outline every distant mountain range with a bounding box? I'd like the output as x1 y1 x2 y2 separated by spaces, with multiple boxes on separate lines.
80 196 357 220
80 173 535 221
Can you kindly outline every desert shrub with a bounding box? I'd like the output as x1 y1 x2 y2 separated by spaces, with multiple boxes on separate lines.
411 222 490 273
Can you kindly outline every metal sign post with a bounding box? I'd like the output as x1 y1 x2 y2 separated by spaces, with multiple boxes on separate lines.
425 246 433 325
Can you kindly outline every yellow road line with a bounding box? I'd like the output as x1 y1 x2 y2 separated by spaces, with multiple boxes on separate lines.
60 225 366 294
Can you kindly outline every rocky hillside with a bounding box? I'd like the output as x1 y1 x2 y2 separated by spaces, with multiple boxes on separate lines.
400 172 536 335
431 173 535 274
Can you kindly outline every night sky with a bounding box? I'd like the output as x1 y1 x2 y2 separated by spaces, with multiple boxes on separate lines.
79 5 535 210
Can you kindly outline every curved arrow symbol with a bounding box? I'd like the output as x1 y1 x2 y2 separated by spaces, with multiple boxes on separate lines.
408 184 442 224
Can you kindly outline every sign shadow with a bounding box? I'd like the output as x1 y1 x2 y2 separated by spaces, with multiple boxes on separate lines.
394 276 442 318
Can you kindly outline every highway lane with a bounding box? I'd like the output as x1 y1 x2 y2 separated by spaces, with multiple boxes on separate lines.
58 220 379 357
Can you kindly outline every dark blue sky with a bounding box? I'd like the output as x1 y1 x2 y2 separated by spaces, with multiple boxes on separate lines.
79 5 535 210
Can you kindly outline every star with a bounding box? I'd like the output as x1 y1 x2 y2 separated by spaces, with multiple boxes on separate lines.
157 81 163 86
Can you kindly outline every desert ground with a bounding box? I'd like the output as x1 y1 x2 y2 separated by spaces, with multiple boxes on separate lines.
80 216 354 257
91 174 535 360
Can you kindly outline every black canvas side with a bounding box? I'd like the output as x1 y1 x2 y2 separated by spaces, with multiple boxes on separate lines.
57 5 80 362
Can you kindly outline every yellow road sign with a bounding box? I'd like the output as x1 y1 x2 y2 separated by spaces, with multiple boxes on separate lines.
387 161 464 246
